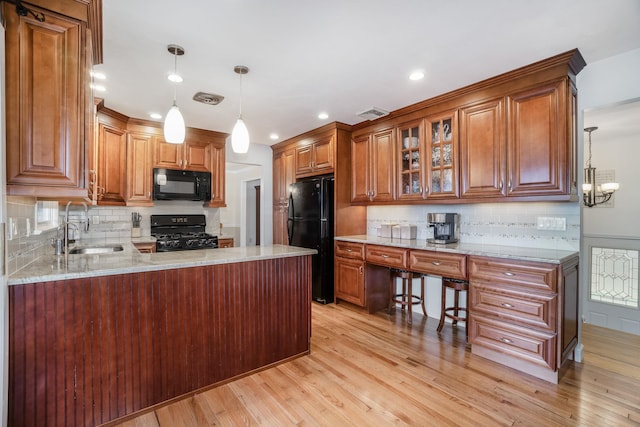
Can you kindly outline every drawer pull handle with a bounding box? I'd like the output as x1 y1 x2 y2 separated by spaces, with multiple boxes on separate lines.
346 249 352 252
500 337 513 344
381 254 389 258
503 272 516 277
501 303 513 308
431 261 441 266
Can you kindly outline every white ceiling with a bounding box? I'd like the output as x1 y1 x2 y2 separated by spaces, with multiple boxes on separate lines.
95 0 640 146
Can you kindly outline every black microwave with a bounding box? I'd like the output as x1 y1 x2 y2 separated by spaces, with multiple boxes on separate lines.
153 168 211 201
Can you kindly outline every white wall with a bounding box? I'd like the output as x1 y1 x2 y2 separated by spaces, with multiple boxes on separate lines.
578 48 640 238
225 141 274 245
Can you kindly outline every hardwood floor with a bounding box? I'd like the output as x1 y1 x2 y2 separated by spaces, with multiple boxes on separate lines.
112 303 640 426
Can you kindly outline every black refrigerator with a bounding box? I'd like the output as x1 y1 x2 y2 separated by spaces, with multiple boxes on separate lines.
288 175 334 304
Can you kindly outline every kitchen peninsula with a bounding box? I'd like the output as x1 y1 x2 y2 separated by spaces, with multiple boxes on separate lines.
8 244 315 426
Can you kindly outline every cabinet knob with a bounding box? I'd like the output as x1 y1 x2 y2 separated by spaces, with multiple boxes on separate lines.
359 266 364 275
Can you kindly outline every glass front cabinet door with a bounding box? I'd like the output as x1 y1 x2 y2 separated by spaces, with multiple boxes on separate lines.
426 110 459 199
396 119 425 200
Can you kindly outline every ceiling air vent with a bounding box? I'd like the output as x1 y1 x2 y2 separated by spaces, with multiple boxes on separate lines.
356 107 389 121
192 92 224 105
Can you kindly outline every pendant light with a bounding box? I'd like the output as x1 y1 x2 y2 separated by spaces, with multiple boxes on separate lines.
231 65 250 153
164 44 186 144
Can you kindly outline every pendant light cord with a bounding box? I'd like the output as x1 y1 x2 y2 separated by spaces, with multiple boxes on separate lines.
585 129 593 169
238 73 243 119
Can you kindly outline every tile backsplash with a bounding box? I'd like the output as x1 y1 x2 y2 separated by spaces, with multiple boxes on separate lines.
367 202 580 251
6 196 220 275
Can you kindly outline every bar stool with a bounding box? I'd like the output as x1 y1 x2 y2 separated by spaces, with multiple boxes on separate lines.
388 269 427 324
437 277 469 341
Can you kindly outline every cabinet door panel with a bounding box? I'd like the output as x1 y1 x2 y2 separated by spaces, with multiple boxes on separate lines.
507 80 566 196
295 145 313 176
97 123 126 204
5 6 87 196
208 143 226 207
126 133 153 205
460 98 505 198
351 135 371 203
154 139 181 169
184 140 211 172
313 137 334 171
371 129 396 202
335 257 365 306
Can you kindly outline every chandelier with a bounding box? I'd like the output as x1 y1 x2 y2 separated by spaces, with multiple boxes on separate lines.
583 126 619 207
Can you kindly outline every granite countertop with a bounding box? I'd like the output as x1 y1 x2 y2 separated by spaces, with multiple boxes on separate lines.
9 240 316 285
335 235 578 264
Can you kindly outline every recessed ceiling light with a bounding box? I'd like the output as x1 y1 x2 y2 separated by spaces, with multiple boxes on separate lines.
91 71 106 80
168 73 183 83
409 71 424 81
318 112 329 120
149 112 162 120
270 133 279 140
91 83 106 92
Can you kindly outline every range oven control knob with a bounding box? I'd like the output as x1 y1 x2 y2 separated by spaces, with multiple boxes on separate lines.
170 240 180 248
186 239 196 247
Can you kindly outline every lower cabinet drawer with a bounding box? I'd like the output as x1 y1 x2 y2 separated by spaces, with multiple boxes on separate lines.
335 241 364 260
469 314 556 371
409 250 467 279
470 281 556 331
365 244 408 269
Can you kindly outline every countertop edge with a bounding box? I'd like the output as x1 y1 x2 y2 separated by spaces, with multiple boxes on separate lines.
335 235 578 264
9 244 316 285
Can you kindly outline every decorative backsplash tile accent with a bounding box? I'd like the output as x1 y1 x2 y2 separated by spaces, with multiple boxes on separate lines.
367 202 580 251
6 196 221 275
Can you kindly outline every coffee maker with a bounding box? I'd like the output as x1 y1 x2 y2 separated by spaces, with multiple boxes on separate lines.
427 213 460 244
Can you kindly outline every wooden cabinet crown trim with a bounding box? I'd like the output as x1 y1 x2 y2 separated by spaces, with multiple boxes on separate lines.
351 49 585 133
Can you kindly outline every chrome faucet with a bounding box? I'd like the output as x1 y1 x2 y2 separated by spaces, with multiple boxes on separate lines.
61 201 89 254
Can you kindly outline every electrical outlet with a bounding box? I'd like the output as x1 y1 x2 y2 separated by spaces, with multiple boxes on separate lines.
536 216 567 231
92 215 100 225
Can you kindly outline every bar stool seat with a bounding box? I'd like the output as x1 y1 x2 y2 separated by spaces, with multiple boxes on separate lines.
437 277 469 341
388 269 426 324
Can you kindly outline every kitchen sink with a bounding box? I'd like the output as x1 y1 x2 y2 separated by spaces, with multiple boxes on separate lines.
68 244 124 255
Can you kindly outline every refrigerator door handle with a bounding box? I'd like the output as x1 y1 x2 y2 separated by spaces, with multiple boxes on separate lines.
287 218 294 245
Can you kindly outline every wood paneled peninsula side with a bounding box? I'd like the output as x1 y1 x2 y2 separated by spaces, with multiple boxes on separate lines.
8 244 314 427
334 235 579 384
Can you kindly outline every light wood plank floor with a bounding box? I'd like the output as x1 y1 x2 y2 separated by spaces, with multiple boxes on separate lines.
112 303 640 426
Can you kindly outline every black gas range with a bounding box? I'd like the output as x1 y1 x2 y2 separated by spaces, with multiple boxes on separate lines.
150 214 218 252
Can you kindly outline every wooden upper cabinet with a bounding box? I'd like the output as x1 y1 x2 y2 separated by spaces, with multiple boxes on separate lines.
95 109 127 205
154 139 211 172
460 98 506 199
425 110 459 199
396 119 426 201
4 3 89 198
126 132 153 206
351 129 396 204
207 142 226 207
295 135 334 177
506 79 568 197
273 148 295 206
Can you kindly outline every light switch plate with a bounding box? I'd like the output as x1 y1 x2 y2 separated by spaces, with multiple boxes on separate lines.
536 216 566 231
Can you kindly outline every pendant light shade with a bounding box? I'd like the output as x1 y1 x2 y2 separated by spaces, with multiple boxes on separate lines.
231 117 250 153
231 65 250 153
164 102 186 144
164 44 185 144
